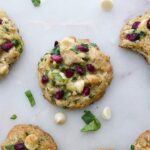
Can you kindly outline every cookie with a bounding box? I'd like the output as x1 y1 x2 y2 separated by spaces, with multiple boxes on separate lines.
120 11 150 63
0 10 24 79
1 124 57 150
131 130 150 150
38 37 113 109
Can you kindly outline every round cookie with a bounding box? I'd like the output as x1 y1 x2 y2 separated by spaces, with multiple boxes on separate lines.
0 10 24 79
1 124 57 150
131 130 150 150
38 37 113 109
120 11 150 64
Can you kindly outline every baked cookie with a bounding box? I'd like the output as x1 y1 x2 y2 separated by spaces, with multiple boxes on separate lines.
1 124 57 150
120 11 150 63
38 37 113 109
131 130 150 150
0 10 24 79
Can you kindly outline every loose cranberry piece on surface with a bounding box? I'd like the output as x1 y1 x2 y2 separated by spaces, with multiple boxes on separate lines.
54 41 59 47
0 19 3 24
51 55 63 63
82 86 90 96
126 33 140 42
147 19 150 30
55 90 64 100
77 45 89 52
65 69 74 78
132 21 140 29
41 75 49 84
76 65 85 75
87 64 95 72
14 143 26 150
1 41 14 52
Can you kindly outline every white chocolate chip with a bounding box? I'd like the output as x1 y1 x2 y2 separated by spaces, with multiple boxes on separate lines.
102 107 112 120
101 0 113 11
54 112 66 125
25 134 38 150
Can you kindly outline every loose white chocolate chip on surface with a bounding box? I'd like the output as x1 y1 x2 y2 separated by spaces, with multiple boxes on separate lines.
100 0 114 11
54 112 66 124
102 107 112 120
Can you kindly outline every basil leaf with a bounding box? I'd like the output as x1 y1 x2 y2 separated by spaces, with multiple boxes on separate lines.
81 119 101 132
5 145 15 150
25 90 36 107
70 46 79 54
72 76 78 82
63 91 71 99
52 73 63 82
139 31 146 38
51 47 60 55
130 145 135 150
91 43 98 47
31 0 41 7
81 110 101 132
10 114 17 120
82 110 95 124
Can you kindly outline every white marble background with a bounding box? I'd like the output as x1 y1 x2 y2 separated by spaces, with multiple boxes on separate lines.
0 0 150 149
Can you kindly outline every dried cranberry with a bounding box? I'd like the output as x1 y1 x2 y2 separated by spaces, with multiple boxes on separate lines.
65 69 74 78
126 33 140 42
54 41 59 47
132 21 140 29
55 90 64 100
14 143 26 150
41 75 49 84
51 55 63 63
82 86 90 96
0 19 3 24
77 45 89 52
76 65 85 75
1 41 14 52
147 19 150 30
87 64 95 72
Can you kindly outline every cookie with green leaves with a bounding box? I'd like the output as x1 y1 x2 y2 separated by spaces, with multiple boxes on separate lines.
0 10 24 79
131 130 150 150
120 11 150 63
2 124 57 150
38 37 113 109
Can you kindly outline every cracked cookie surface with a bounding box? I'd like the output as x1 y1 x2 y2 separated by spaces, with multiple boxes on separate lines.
132 130 150 150
120 11 150 63
1 124 57 150
38 37 113 109
0 10 24 79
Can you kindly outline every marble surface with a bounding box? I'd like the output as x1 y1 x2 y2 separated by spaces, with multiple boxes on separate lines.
0 0 150 149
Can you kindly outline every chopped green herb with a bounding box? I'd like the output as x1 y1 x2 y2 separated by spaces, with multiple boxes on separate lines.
139 31 146 38
25 90 36 107
31 0 41 7
10 114 17 120
81 43 89 48
3 27 9 32
52 73 63 82
51 47 60 55
82 56 89 62
70 46 79 54
81 110 101 132
5 144 15 150
72 76 78 82
12 39 20 47
82 110 96 124
59 64 67 72
130 145 135 150
91 43 98 47
63 91 71 99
